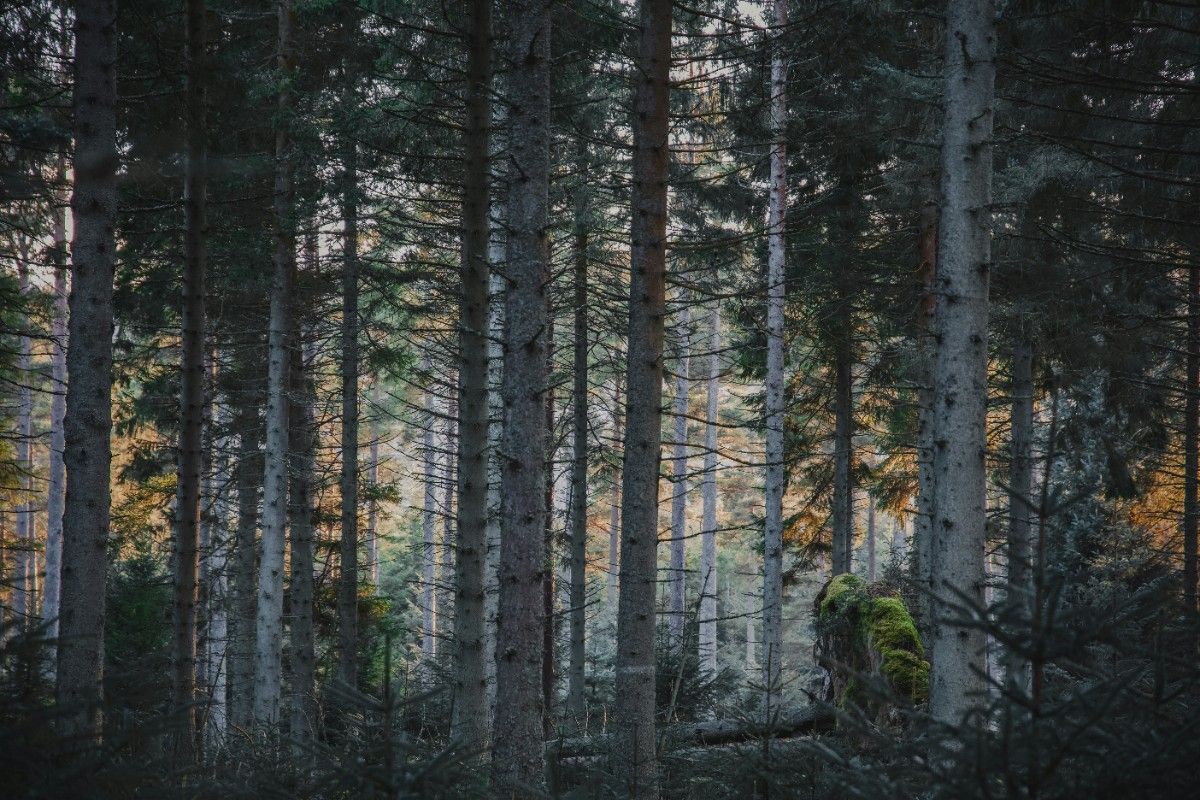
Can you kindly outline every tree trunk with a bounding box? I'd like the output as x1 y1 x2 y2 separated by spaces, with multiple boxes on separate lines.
15 250 33 628
366 382 380 587
928 0 996 725
1006 331 1034 697
172 0 207 756
451 0 491 747
762 0 788 713
288 314 317 744
669 299 690 648
615 0 671 795
253 0 295 728
831 334 854 575
1185 264 1198 611
421 377 438 674
542 320 556 737
866 500 876 582
485 262 505 723
912 182 938 637
699 307 721 682
228 391 262 732
441 392 458 649
205 387 231 747
491 0 551 791
45 177 69 650
56 0 118 741
566 191 589 723
607 379 623 610
338 138 360 691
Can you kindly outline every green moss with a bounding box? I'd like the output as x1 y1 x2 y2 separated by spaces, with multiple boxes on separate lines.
866 597 928 703
815 574 930 708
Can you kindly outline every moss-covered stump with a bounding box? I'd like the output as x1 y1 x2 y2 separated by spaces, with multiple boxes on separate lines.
813 574 928 716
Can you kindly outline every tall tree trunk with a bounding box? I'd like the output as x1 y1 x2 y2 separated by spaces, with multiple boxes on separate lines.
228 392 262 731
451 0 491 747
366 382 380 588
15 250 33 628
566 197 589 723
172 0 207 757
338 138 360 691
491 0 551 791
699 306 721 682
45 181 68 649
253 0 295 727
288 318 317 744
485 264 505 723
762 0 788 713
205 388 231 746
1185 264 1198 611
607 379 623 610
928 0 996 725
912 182 938 636
831 334 854 575
615 0 671 795
542 320 556 737
421 377 438 674
669 300 690 648
866 499 876 582
56 0 118 741
1006 331 1034 697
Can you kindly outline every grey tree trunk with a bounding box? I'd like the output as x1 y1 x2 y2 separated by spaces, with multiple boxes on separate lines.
566 193 589 723
615 1 671 795
928 0 996 725
421 378 438 674
1006 333 1034 697
762 0 788 713
491 1 551 791
912 184 938 636
699 307 721 682
228 393 262 731
253 0 295 728
56 0 118 741
338 139 360 691
485 262 505 722
172 0 207 756
15 251 33 627
288 318 317 743
607 379 623 610
668 299 690 648
441 393 457 649
831 335 854 575
45 182 68 648
205 392 231 746
451 0 491 747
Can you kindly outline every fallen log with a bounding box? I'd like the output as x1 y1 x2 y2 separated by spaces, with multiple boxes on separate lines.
546 705 835 759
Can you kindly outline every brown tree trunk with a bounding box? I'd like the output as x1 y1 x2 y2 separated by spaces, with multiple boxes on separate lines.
615 0 671 795
57 0 118 742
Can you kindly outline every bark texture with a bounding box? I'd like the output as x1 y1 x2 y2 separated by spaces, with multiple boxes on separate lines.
607 379 623 609
45 188 68 647
1185 264 1198 611
831 335 854 575
615 1 671 795
421 379 438 673
492 1 551 792
928 0 996 725
669 300 690 647
57 0 118 740
288 328 317 743
252 0 295 727
228 393 262 731
762 0 788 712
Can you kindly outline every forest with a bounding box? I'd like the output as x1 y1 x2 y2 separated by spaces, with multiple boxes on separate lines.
2 0 1199 797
